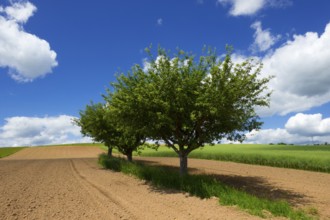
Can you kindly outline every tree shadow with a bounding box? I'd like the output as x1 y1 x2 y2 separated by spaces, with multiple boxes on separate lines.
209 174 309 205
136 159 200 173
135 158 310 206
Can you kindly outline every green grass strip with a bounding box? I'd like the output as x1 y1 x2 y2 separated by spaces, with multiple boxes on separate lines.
98 154 313 220
189 153 330 173
0 147 26 158
137 144 330 173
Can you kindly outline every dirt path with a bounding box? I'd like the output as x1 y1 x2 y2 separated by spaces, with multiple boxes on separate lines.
0 146 261 220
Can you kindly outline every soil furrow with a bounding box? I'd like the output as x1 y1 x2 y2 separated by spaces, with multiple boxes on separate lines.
69 159 137 219
1 146 329 219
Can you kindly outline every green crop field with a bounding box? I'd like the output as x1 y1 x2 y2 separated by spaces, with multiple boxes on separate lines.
135 144 330 173
0 147 26 158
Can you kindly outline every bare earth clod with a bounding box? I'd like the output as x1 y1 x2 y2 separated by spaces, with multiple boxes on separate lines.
1 146 329 219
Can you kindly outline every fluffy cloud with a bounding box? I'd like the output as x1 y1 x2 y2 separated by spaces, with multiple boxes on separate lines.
244 113 330 144
244 128 330 144
218 0 266 16
0 1 58 82
0 115 91 147
259 22 330 116
285 113 330 137
3 1 36 23
218 0 292 16
250 21 280 52
245 128 305 144
235 22 330 116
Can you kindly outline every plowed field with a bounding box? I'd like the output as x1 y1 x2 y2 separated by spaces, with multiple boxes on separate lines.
1 146 329 219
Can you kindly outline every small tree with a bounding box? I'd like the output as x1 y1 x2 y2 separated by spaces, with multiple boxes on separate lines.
74 102 115 157
75 102 145 161
107 47 272 174
106 128 145 162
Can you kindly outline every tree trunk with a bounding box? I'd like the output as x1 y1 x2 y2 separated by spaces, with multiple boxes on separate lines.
179 153 188 175
107 147 113 157
126 151 133 162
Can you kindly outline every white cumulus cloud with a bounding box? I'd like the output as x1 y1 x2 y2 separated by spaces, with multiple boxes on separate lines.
244 113 330 144
244 128 330 144
245 128 304 144
259 22 330 116
0 1 58 82
250 21 280 52
218 0 292 16
235 22 330 116
285 113 330 137
0 115 91 147
218 0 266 16
245 127 327 145
4 1 36 23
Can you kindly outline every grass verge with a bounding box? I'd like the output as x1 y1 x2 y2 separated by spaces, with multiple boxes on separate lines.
137 144 330 173
98 154 314 220
0 147 26 158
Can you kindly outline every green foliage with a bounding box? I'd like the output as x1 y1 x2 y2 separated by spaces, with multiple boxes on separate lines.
75 102 145 161
106 46 272 174
74 103 115 151
0 147 25 158
98 154 312 220
137 144 330 173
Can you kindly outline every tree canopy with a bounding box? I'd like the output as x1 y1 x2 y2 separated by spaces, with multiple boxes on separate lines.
74 102 115 156
106 47 272 174
75 102 145 161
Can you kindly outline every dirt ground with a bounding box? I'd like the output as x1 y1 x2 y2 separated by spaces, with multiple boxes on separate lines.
1 146 329 220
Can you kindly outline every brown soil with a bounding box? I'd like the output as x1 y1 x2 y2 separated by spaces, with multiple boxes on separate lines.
0 146 329 219
133 157 330 220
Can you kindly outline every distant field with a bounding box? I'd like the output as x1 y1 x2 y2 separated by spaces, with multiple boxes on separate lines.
0 147 26 158
4 143 330 173
36 143 105 147
0 143 104 159
136 144 330 173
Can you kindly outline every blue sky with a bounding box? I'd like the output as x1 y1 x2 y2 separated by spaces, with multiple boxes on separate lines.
0 0 330 147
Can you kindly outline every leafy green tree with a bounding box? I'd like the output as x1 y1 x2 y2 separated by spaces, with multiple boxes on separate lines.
74 102 115 157
107 129 145 162
75 102 145 161
107 47 272 174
